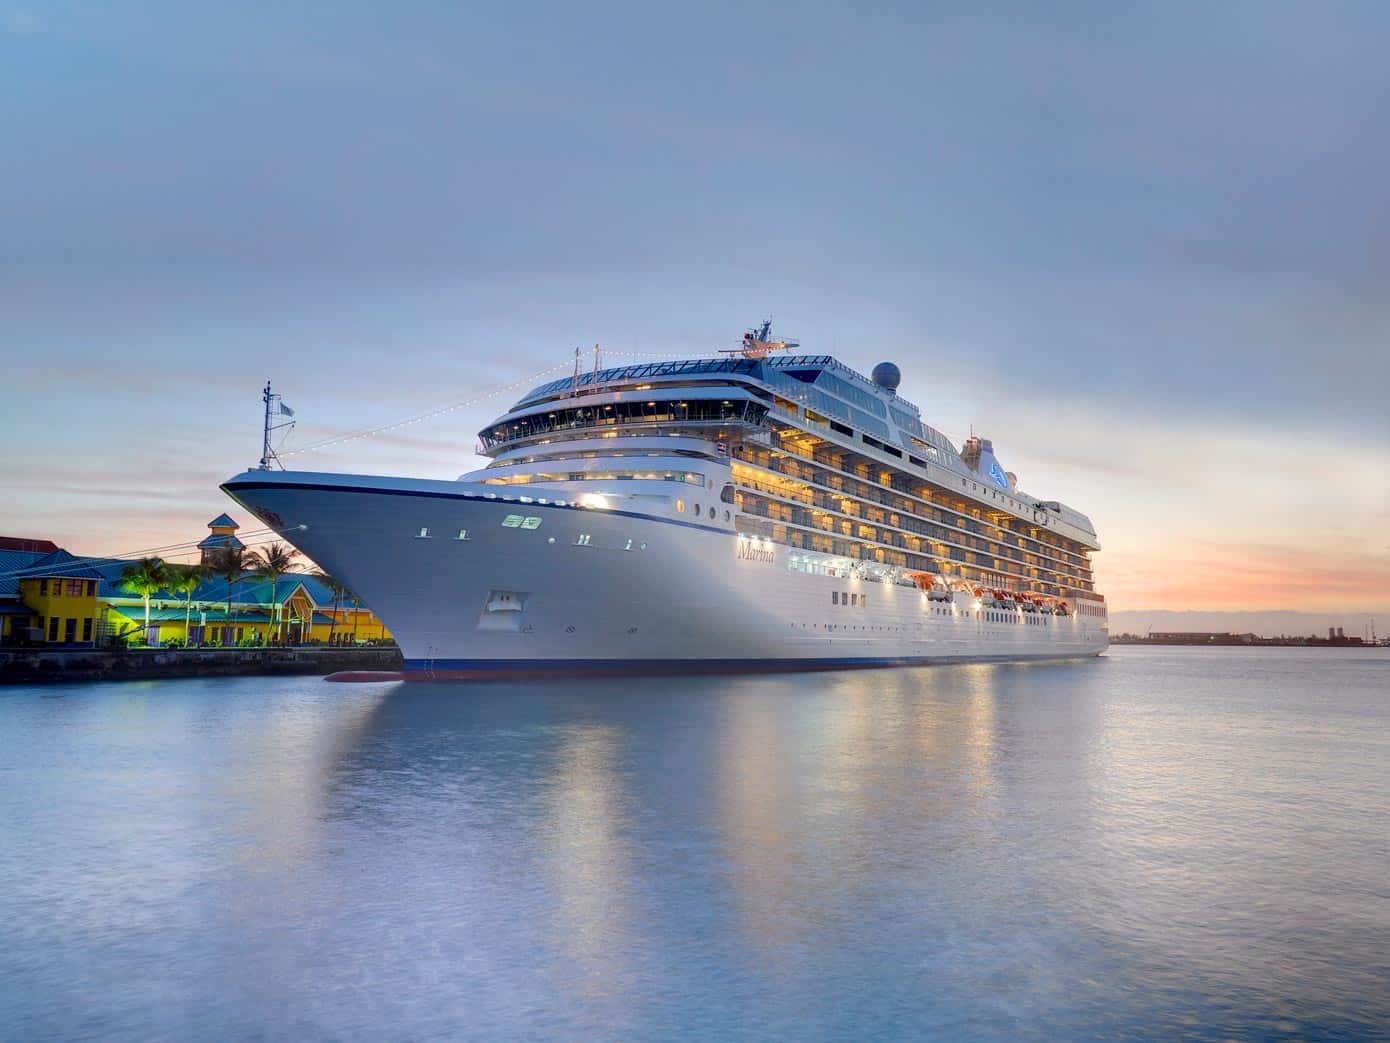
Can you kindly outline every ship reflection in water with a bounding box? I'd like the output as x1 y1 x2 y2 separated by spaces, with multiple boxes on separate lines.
0 648 1386 1040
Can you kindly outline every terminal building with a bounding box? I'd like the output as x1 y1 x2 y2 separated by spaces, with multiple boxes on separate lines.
0 517 392 648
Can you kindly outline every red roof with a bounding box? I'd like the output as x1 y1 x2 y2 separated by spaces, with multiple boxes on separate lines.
0 536 60 553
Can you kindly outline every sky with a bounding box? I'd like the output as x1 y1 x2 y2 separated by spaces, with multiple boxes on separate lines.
3 1 1388 632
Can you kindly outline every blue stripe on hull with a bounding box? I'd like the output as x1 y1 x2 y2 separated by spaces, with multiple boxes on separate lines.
401 653 1103 679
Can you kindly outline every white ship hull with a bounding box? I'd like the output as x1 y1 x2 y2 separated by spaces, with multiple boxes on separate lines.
223 470 1108 678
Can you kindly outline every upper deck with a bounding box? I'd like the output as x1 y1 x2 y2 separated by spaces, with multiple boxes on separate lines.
483 352 1100 551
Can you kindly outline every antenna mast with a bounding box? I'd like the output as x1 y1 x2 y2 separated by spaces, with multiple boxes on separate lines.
259 381 296 470
721 318 799 360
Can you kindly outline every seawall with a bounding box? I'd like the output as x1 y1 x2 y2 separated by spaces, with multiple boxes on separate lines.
0 647 404 685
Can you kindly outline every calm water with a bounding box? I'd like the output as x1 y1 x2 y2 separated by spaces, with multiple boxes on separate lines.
1 647 1387 1041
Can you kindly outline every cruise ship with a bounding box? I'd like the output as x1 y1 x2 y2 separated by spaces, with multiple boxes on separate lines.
222 324 1108 677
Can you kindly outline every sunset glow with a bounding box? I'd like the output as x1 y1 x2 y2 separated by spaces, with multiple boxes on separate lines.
4 5 1386 636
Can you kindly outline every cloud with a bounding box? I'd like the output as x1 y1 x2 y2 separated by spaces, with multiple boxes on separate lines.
3 2 1387 615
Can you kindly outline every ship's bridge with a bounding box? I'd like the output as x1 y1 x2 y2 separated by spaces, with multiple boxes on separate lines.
478 386 768 453
505 354 931 452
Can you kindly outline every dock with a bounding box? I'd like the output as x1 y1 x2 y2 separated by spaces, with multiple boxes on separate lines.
0 646 404 685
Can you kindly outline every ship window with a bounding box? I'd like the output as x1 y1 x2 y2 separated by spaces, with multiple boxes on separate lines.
721 484 736 504
575 534 592 545
675 499 685 513
501 515 523 528
520 516 542 530
454 529 470 541
624 539 633 551
416 527 432 538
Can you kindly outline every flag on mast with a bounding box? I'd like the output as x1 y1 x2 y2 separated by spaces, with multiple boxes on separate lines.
278 402 295 417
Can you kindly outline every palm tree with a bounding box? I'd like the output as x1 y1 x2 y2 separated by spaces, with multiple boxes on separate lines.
310 570 347 644
119 557 169 643
209 546 254 646
252 542 299 644
170 563 205 645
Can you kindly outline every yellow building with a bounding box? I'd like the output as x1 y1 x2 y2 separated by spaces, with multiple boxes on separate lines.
0 517 392 648
0 542 102 646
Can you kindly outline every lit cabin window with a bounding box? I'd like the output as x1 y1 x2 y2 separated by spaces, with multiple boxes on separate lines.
575 534 592 546
520 516 542 530
416 527 431 538
454 529 470 541
675 499 685 513
501 515 523 528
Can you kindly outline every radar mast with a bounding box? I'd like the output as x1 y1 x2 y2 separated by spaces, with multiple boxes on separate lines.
722 319 799 359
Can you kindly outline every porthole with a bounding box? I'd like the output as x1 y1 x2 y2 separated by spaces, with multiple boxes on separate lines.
416 527 431 538
675 499 686 513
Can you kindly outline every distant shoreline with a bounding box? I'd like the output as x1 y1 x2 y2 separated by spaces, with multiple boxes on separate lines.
1110 635 1382 648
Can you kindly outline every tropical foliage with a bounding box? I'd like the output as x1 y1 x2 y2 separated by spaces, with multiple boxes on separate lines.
252 542 299 642
208 545 255 645
310 570 347 643
169 563 205 643
119 557 169 640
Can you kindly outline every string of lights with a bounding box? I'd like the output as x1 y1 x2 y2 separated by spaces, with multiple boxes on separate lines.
279 362 573 457
0 528 286 581
278 347 710 458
